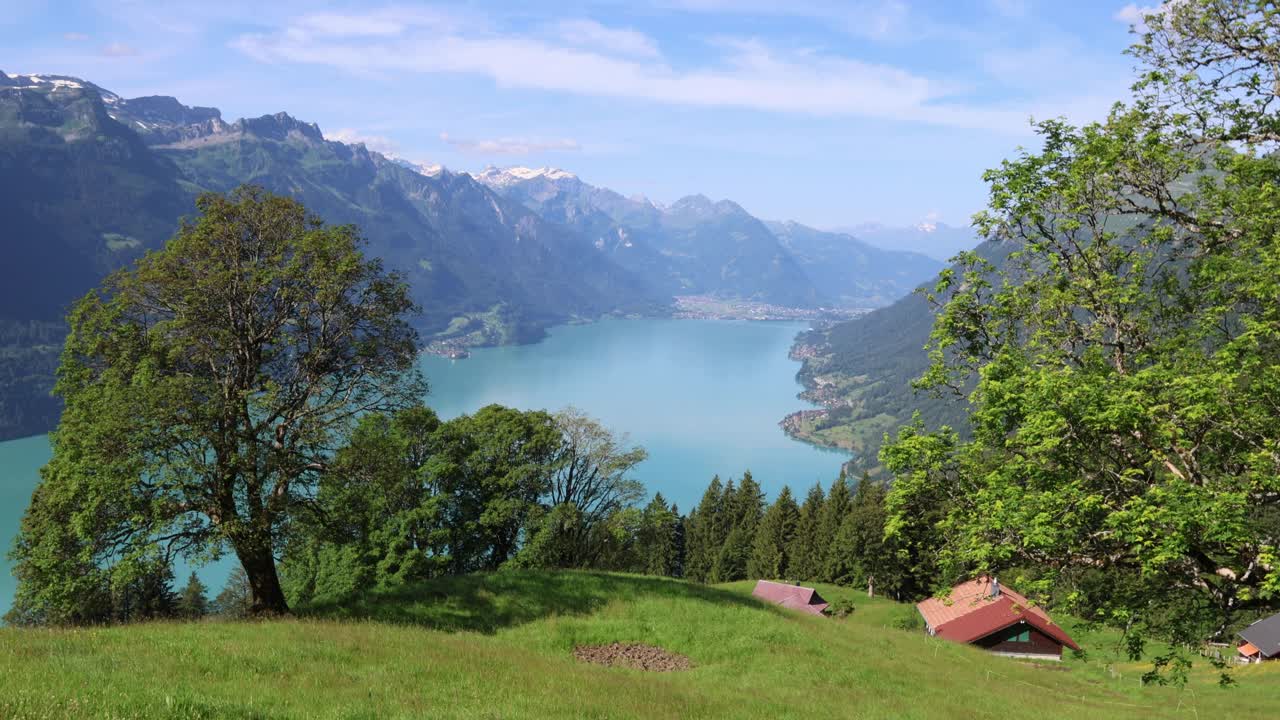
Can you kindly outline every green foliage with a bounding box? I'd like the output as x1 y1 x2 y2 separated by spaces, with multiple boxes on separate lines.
529 407 648 569
785 483 825 581
748 486 799 580
284 403 562 604
826 596 856 619
817 474 852 582
829 477 896 594
281 403 659 601
634 494 682 577
9 186 425 622
176 572 209 620
682 477 726 583
892 607 923 632
883 0 1280 657
714 473 765 582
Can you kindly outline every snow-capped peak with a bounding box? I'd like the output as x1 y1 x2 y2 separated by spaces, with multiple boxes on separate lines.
471 166 578 187
6 73 93 93
392 158 445 177
915 221 937 233
27 75 83 90
511 166 575 181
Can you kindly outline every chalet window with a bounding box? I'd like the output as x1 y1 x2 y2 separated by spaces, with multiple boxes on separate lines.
1012 628 1030 643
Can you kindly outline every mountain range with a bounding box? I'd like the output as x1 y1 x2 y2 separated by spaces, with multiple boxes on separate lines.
836 221 979 262
0 70 949 440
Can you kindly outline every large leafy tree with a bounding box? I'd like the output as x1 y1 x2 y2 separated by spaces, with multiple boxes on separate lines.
10 186 424 620
419 405 563 574
536 407 647 567
280 405 447 604
884 0 1280 645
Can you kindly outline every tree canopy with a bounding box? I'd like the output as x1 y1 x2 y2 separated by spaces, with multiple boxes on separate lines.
10 186 424 621
882 0 1280 653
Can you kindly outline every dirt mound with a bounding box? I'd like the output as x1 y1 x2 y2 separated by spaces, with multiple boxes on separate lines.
573 643 692 672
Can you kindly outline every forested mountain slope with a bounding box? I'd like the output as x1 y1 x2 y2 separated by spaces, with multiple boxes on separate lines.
785 238 1016 471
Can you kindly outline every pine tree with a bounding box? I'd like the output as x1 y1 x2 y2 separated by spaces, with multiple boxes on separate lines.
818 474 853 582
636 493 679 577
714 472 765 582
716 524 753 582
176 572 210 619
670 503 686 578
748 486 800 580
683 477 725 583
786 483 825 582
829 476 889 591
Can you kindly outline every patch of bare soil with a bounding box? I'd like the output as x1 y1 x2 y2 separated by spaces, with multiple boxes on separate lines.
573 643 693 672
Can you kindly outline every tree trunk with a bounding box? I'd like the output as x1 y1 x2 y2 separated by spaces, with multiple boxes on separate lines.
235 541 290 616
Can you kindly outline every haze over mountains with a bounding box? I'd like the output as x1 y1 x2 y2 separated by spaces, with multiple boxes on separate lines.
0 70 955 441
833 221 979 262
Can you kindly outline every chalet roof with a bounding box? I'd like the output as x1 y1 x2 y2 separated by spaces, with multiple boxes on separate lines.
752 580 829 616
917 577 1080 651
1238 612 1280 658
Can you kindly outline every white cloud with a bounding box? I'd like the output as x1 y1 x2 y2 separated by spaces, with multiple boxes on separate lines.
325 128 400 156
657 0 917 41
440 132 581 155
233 10 1038 133
556 19 659 58
294 7 461 38
1114 3 1162 27
101 42 140 57
63 32 90 41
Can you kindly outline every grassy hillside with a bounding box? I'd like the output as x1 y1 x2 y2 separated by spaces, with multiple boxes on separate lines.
0 571 1273 719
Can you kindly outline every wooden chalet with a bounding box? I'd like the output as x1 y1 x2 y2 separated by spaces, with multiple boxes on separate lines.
916 577 1080 660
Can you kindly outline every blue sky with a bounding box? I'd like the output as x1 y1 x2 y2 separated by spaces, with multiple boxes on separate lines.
3 1 1155 227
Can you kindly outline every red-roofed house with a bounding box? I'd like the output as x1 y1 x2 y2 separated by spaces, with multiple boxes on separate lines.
751 580 829 616
916 577 1080 660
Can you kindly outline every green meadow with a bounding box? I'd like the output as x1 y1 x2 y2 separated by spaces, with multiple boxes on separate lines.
1 571 1274 719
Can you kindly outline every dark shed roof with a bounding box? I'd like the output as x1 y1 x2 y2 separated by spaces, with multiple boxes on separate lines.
1238 613 1280 658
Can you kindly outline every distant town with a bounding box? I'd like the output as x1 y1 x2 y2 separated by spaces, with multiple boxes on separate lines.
671 295 868 323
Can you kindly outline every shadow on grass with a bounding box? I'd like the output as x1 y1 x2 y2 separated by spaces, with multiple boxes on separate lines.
299 570 778 635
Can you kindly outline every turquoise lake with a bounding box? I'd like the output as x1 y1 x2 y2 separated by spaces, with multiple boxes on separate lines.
0 318 849 615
